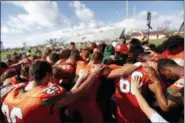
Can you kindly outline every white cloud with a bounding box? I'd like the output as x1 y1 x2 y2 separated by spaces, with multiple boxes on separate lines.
70 1 105 31
1 25 23 34
4 1 71 32
1 26 9 33
1 1 183 48
116 10 184 32
179 10 184 17
70 1 94 23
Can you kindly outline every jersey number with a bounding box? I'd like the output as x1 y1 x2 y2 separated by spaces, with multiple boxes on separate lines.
44 86 59 94
119 77 130 93
61 65 73 71
1 104 23 123
119 71 143 94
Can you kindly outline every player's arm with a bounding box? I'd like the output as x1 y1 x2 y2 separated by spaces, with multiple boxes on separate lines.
0 84 14 104
131 76 168 123
0 69 16 84
52 64 104 110
106 62 142 79
146 67 177 112
2 79 12 86
72 69 89 89
54 60 61 66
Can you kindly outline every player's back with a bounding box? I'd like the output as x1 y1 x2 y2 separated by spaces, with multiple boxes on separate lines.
78 62 101 101
1 83 65 123
115 67 151 123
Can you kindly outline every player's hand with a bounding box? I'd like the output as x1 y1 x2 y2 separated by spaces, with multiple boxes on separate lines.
79 69 89 80
131 75 142 95
91 64 105 75
144 67 160 83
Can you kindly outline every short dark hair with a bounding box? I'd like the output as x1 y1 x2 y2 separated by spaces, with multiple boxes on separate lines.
20 64 29 77
148 44 156 51
130 38 144 54
29 60 52 82
166 36 184 51
52 66 62 80
157 58 178 72
156 36 184 53
49 52 60 64
91 51 104 62
70 42 75 46
0 62 8 69
60 49 71 59
130 38 142 46
70 49 80 60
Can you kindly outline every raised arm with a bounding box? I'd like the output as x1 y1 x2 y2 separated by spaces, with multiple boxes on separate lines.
52 64 104 110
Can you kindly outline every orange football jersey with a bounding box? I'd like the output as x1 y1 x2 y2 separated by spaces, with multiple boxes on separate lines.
2 83 65 123
115 67 151 123
162 50 184 59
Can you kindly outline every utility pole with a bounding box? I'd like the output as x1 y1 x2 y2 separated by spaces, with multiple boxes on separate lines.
133 5 136 18
147 12 152 40
0 41 2 53
126 0 129 18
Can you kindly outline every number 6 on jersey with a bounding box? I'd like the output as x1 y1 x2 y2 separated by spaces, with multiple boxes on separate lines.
119 77 130 93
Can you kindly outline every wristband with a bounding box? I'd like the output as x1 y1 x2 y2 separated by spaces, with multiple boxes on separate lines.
134 62 142 68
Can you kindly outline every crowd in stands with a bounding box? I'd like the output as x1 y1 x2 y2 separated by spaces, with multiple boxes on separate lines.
0 35 184 123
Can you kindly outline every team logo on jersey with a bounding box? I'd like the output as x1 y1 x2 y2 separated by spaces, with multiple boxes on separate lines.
43 86 59 95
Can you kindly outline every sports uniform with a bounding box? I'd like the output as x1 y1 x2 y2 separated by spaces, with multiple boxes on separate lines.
1 83 65 123
57 61 76 90
115 67 151 123
162 50 184 66
167 77 184 103
68 62 107 123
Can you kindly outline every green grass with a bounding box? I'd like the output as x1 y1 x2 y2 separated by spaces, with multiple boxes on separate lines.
149 39 166 46
1 47 44 61
1 50 16 61
0 39 165 61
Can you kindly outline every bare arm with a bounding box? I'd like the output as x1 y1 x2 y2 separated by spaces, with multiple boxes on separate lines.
146 67 176 112
107 62 142 79
148 81 176 112
134 82 168 122
0 84 14 104
2 79 12 86
135 89 156 119
131 76 167 122
72 69 89 89
52 65 104 110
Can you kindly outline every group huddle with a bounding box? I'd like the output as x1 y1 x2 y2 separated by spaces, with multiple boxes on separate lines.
0 35 184 123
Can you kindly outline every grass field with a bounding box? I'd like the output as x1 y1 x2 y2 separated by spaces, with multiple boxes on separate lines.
0 39 165 61
149 39 165 46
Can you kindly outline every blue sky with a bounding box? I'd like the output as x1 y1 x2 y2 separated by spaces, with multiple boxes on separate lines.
1 1 184 48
